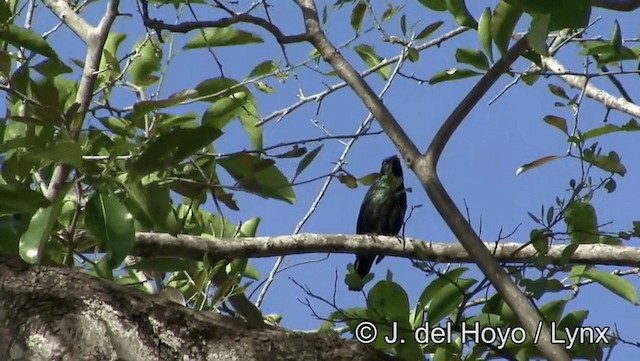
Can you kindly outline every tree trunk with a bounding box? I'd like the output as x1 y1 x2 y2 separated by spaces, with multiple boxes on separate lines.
0 257 398 361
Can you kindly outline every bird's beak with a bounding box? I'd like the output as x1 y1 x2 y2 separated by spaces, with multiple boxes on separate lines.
383 162 392 175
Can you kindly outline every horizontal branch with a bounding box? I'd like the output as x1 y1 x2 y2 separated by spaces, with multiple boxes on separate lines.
140 5 308 44
134 233 640 267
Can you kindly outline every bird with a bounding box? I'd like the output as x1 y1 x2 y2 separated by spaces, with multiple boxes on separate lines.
349 155 407 291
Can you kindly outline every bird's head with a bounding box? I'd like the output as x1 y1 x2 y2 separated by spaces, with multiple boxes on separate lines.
380 155 403 179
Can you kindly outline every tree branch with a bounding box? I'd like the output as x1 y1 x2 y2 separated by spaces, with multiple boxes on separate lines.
43 0 120 202
132 232 640 268
138 0 308 44
296 0 422 166
417 37 571 361
541 56 640 118
41 0 93 42
295 0 571 358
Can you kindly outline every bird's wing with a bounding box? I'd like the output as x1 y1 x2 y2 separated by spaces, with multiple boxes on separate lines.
390 187 408 235
356 185 378 234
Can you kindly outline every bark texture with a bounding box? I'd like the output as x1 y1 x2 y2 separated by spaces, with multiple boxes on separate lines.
0 257 397 361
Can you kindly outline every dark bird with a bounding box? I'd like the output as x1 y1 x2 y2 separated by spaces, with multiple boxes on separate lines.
349 155 407 291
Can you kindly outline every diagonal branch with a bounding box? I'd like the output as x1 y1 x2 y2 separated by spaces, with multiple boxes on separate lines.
541 56 640 118
418 38 571 361
295 1 570 359
41 0 93 42
296 0 421 165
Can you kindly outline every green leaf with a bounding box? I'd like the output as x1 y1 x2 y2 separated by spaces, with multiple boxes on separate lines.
32 58 72 77
582 150 626 176
417 0 447 11
130 126 223 177
414 267 468 326
29 140 83 168
98 116 132 137
581 120 640 140
543 115 568 134
509 0 591 31
218 154 295 204
478 8 493 62
0 50 11 78
367 280 410 326
351 1 367 32
445 0 477 29
99 32 127 82
594 46 638 67
353 44 390 80
237 101 263 150
120 180 178 233
242 264 261 280
239 217 261 237
201 213 240 238
0 24 60 60
0 1 11 23
18 191 66 264
610 20 621 54
202 92 249 130
548 84 570 99
516 155 562 175
547 0 591 31
565 202 599 244
560 243 579 265
0 185 50 214
248 60 277 78
407 47 420 62
558 310 589 329
337 174 358 189
381 4 398 22
530 229 549 254
455 48 489 70
0 214 29 255
254 81 274 93
538 299 566 323
527 13 550 56
578 270 638 304
521 277 564 298
358 172 379 186
426 278 476 323
605 178 616 193
428 68 482 84
197 82 262 153
183 28 263 49
85 192 135 268
492 1 523 55
396 338 424 361
294 144 323 179
322 4 329 24
273 146 307 159
128 38 162 87
416 21 443 40
130 91 194 122
194 77 245 103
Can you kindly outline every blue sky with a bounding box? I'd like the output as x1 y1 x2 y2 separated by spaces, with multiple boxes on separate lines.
8 0 640 359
